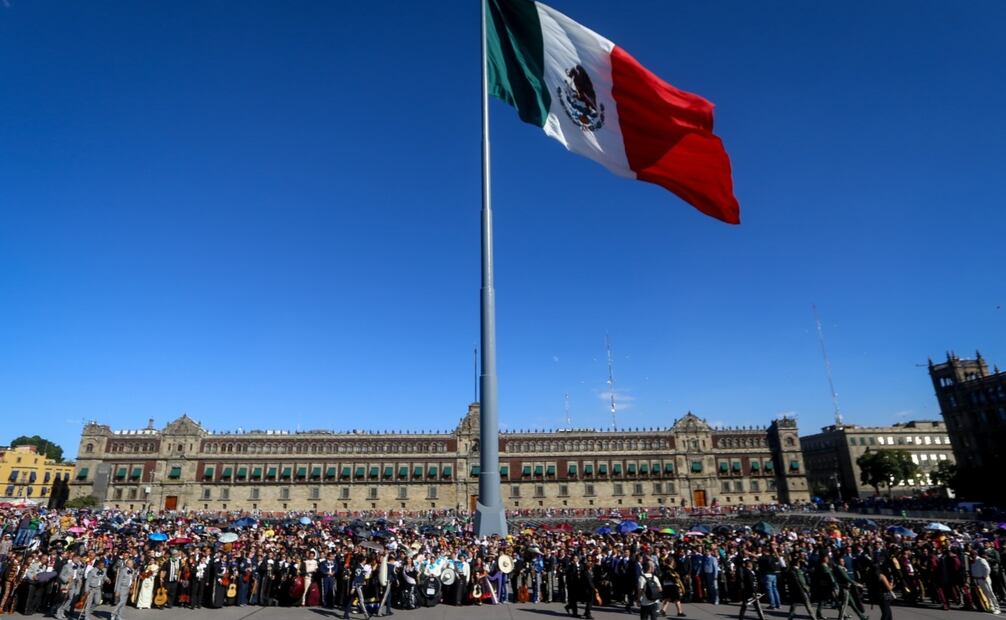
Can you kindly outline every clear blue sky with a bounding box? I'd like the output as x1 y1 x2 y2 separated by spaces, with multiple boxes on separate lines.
2 1 1004 460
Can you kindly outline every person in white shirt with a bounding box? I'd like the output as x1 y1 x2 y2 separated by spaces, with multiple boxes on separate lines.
971 549 1002 615
637 560 661 620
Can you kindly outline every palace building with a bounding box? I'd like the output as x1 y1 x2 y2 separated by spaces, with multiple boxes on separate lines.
70 405 810 512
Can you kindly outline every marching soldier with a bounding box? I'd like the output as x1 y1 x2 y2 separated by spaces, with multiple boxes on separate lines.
738 558 765 620
834 557 868 620
785 554 815 620
111 559 136 620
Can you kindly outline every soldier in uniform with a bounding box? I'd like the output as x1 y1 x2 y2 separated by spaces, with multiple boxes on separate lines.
834 557 868 620
110 559 136 620
81 562 109 620
784 554 815 620
738 558 765 620
54 553 82 620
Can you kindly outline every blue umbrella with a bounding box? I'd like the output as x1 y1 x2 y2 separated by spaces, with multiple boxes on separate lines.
595 526 613 535
617 521 642 534
148 533 168 542
853 518 879 530
299 516 312 526
926 522 952 532
233 517 257 528
887 526 916 538
689 524 711 534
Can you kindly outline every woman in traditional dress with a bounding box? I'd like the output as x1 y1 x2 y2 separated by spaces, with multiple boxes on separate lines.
135 558 159 610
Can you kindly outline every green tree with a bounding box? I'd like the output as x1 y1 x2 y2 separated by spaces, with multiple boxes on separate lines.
65 495 99 508
930 460 960 492
10 435 64 462
857 449 920 496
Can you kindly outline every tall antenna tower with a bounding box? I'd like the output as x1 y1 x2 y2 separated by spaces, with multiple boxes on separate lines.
812 304 843 426
564 393 572 429
605 335 617 430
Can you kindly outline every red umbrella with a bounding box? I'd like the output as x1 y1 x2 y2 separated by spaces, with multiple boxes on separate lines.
168 537 193 545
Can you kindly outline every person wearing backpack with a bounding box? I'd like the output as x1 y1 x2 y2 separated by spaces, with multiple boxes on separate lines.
637 560 661 620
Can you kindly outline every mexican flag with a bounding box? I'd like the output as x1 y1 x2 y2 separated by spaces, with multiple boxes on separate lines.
486 0 740 224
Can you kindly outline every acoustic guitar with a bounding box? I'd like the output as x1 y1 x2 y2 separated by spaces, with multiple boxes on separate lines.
227 582 238 599
517 582 530 603
154 586 169 607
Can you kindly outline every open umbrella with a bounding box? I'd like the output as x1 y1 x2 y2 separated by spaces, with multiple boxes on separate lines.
67 527 87 534
361 541 384 552
299 516 312 526
595 526 613 535
168 537 192 545
685 530 707 537
232 517 257 529
689 524 711 535
617 520 642 534
713 525 732 535
148 533 168 542
853 519 879 530
753 521 776 535
218 532 239 544
926 522 952 532
887 526 916 538
659 527 677 535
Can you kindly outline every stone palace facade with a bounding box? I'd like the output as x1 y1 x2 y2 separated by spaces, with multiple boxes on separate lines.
70 404 810 512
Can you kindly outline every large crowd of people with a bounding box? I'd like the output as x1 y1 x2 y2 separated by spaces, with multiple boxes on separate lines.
0 505 1003 620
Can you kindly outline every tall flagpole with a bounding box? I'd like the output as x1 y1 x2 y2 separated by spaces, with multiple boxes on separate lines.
474 0 507 537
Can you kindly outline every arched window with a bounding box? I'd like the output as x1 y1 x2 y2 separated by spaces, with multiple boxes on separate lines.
85 443 94 453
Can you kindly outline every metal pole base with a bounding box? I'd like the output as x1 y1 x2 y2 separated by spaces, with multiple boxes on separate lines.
474 498 508 538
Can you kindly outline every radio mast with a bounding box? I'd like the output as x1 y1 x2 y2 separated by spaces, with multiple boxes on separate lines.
564 393 572 429
606 335 617 430
812 304 843 426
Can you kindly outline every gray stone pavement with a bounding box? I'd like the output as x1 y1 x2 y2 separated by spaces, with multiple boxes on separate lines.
80 601 993 620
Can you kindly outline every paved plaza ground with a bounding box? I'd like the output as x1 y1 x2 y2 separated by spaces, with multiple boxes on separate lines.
89 601 990 620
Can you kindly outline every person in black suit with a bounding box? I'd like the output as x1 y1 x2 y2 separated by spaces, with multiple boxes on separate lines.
738 558 765 620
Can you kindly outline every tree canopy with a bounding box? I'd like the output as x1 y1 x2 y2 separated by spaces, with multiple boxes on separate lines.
857 449 921 496
930 460 960 493
10 435 64 462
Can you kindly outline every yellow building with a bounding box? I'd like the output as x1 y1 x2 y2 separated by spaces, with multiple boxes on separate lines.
0 445 74 503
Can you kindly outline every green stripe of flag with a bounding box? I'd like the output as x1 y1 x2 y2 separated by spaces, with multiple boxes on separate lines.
486 0 550 127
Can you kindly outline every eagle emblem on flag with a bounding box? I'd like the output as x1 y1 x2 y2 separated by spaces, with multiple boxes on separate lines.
557 65 605 131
